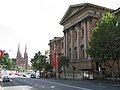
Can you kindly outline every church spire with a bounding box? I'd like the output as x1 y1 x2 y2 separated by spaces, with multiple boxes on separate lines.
18 43 20 52
25 44 27 53
24 44 28 59
17 43 21 58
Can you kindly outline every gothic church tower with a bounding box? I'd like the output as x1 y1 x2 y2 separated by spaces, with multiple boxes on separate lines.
16 44 28 69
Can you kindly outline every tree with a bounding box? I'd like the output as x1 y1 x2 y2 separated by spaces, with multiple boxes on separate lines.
58 54 69 79
31 51 51 77
44 62 52 72
87 13 120 82
1 53 14 70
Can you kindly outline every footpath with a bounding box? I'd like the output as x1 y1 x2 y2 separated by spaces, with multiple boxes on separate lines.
56 77 120 85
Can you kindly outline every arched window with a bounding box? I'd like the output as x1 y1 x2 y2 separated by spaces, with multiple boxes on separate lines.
61 42 64 49
82 50 84 59
80 27 84 37
69 49 71 60
74 47 77 60
74 31 77 41
80 44 84 59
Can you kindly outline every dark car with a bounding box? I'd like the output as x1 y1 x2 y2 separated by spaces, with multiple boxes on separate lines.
2 76 10 82
30 74 36 78
23 74 26 77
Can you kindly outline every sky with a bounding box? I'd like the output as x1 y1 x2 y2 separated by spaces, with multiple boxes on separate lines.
0 0 120 64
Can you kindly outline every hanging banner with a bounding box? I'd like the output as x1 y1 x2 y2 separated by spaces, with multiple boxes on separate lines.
51 52 58 68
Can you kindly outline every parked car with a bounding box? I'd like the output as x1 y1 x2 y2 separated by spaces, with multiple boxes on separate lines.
36 74 40 78
2 76 10 82
30 74 36 78
23 74 26 77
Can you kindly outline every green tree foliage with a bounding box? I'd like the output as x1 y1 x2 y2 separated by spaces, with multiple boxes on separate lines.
1 53 14 69
44 62 52 72
31 51 52 75
58 54 69 79
31 51 46 71
87 13 120 81
58 54 69 68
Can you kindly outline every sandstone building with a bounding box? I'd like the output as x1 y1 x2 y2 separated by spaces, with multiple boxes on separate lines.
59 3 114 79
49 3 120 79
49 37 64 75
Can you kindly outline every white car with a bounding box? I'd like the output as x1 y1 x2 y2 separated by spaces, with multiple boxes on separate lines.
2 76 10 82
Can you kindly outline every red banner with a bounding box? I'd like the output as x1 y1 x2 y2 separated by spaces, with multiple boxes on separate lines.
0 50 4 59
51 53 58 67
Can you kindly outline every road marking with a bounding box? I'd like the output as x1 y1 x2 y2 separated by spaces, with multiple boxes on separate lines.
0 85 1 90
40 80 92 90
51 86 55 88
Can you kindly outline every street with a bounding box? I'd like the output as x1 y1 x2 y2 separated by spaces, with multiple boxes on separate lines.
1 76 120 90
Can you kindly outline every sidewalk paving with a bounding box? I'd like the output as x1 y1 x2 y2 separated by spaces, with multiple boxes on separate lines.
52 77 120 85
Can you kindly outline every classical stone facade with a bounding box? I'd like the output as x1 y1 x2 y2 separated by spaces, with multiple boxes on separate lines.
16 44 28 70
60 3 114 79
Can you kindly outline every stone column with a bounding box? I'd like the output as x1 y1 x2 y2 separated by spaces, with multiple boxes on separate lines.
82 20 87 59
87 18 92 60
70 28 74 61
65 30 69 57
87 19 90 42
63 33 66 56
75 23 80 61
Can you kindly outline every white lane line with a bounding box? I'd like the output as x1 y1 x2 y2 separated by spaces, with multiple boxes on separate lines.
0 85 2 90
40 80 92 90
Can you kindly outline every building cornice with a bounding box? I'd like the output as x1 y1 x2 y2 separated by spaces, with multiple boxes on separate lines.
113 7 120 14
60 3 114 25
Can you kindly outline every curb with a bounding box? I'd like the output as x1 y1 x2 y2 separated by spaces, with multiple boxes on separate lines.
50 77 120 85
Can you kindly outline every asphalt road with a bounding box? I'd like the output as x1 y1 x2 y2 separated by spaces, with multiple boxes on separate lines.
1 76 120 90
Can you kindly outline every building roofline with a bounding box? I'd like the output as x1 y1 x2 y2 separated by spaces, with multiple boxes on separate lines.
113 7 120 14
60 3 114 25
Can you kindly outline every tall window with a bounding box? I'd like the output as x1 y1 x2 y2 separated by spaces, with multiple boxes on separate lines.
81 28 84 37
69 49 71 60
82 50 84 59
80 44 84 59
74 31 77 41
61 42 63 49
74 47 77 60
75 50 77 60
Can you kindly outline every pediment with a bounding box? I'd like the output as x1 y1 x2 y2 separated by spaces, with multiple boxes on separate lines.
60 3 114 25
60 4 85 24
113 7 120 14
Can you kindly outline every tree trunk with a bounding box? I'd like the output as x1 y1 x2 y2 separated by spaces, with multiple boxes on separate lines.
63 66 66 79
111 68 115 82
